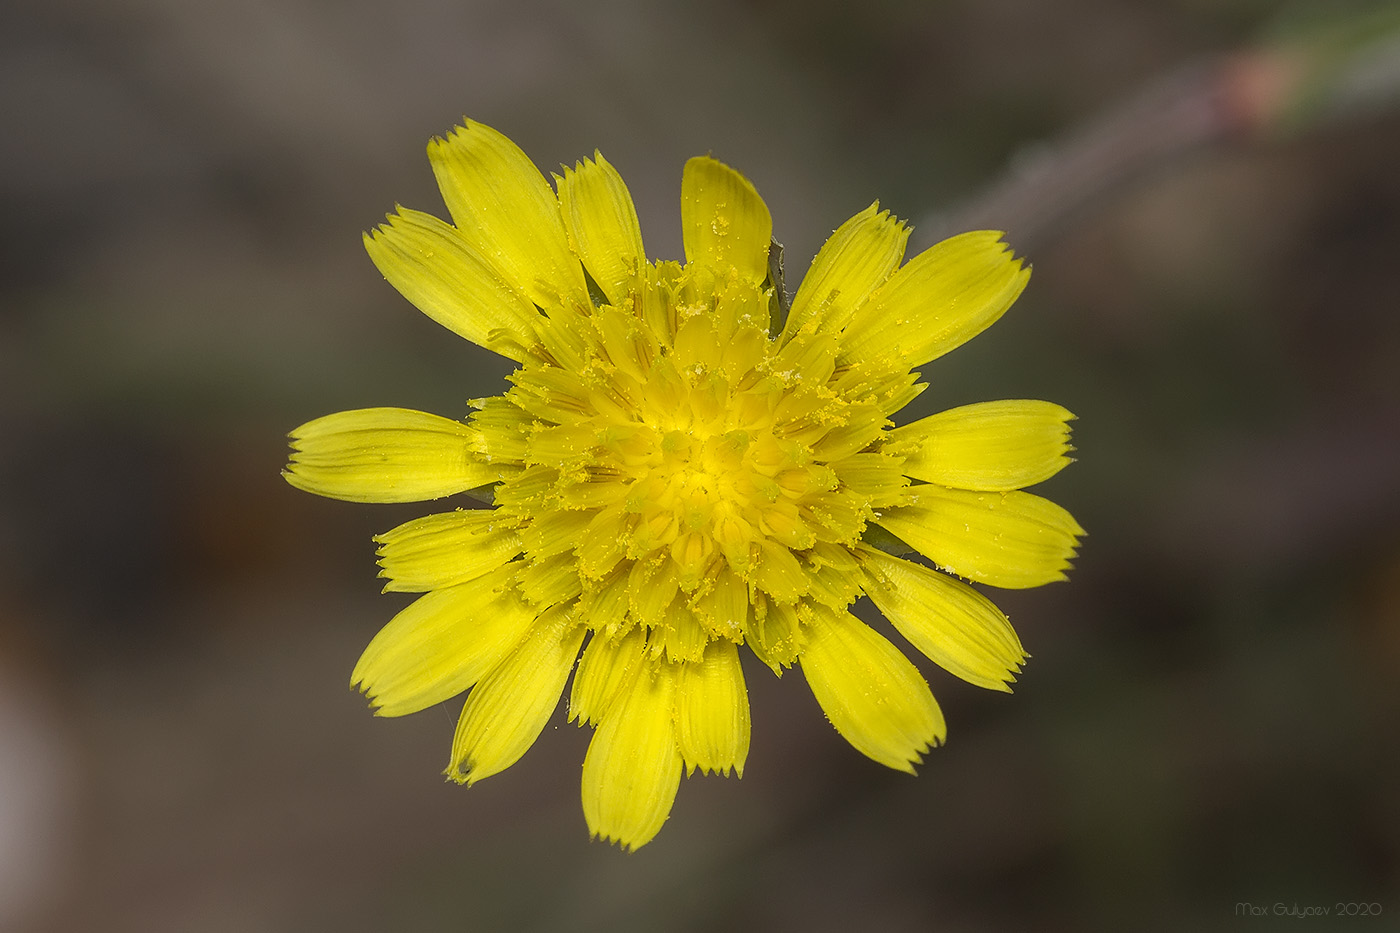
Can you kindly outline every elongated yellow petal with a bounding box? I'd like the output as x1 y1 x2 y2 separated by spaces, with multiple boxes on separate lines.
350 570 532 717
675 639 750 777
680 156 771 284
362 208 540 360
428 121 589 311
569 626 648 726
783 202 909 342
374 509 522 593
876 487 1084 589
447 605 586 784
558 153 646 307
581 660 683 850
842 231 1030 367
284 408 495 503
858 546 1027 691
799 606 944 772
889 400 1075 491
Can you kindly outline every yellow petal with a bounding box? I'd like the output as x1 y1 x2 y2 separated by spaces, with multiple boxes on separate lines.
660 604 710 663
675 639 751 777
581 660 683 851
875 487 1084 589
519 508 593 560
569 625 648 726
558 153 646 306
362 208 540 360
447 605 586 784
350 570 532 717
374 509 522 593
745 598 805 673
628 556 680 627
810 403 890 461
888 400 1075 491
284 408 495 503
858 546 1027 691
829 452 908 508
782 202 909 342
754 539 811 603
518 551 583 608
799 605 944 772
468 395 532 463
671 313 722 373
680 156 772 284
842 231 1030 367
428 121 589 311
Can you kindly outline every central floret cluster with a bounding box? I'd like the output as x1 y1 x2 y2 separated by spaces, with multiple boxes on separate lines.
478 258 913 671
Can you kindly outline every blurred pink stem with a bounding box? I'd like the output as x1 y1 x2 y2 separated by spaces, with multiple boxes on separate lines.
917 51 1302 251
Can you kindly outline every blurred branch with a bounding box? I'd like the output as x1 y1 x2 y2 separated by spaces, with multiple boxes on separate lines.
918 5 1400 252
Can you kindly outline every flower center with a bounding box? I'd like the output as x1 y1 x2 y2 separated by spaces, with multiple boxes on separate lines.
477 259 911 655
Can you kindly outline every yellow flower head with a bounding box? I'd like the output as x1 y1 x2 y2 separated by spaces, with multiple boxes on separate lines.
285 120 1083 850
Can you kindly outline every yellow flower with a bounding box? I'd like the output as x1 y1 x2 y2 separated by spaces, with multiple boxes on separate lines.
284 120 1083 850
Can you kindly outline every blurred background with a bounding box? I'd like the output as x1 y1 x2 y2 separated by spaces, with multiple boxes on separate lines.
2 0 1398 930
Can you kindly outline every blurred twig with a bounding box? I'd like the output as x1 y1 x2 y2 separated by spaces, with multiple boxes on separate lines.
918 5 1400 252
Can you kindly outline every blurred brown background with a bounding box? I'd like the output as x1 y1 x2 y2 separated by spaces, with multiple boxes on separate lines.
2 1 1398 930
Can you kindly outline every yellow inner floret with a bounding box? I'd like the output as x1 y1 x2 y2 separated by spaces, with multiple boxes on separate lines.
475 260 916 668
